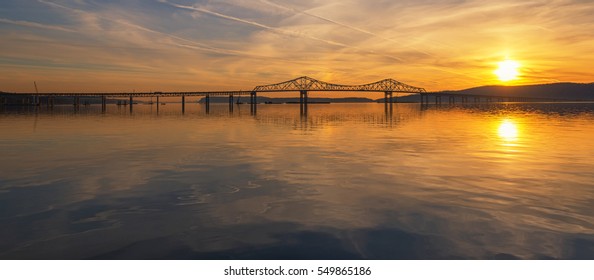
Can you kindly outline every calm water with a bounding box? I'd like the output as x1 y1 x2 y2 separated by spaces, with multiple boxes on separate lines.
1 102 593 259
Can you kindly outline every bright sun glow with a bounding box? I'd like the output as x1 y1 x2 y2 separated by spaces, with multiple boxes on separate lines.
498 119 519 141
494 59 520 82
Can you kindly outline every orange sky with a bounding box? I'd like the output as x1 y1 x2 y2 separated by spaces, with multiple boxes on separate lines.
1 0 593 93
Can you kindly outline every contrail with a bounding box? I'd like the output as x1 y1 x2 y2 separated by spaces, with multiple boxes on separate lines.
161 0 405 62
161 0 348 48
257 0 434 57
0 17 76 33
36 0 254 57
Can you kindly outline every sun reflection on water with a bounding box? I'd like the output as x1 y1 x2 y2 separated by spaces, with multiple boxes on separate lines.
498 119 519 142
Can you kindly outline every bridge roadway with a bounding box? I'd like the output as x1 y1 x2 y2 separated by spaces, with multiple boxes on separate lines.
419 92 560 104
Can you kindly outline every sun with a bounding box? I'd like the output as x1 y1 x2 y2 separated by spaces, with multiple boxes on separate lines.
494 59 520 82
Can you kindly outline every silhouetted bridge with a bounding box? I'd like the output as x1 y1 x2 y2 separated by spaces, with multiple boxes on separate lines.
1 76 425 113
1 76 561 113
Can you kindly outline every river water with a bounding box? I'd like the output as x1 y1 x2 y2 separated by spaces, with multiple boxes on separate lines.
0 102 593 259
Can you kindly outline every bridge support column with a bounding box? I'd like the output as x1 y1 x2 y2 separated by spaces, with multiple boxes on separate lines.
250 91 257 115
384 91 393 104
299 90 308 116
229 95 234 113
129 95 133 113
205 94 210 114
101 96 106 112
156 96 160 112
420 94 430 109
182 94 185 114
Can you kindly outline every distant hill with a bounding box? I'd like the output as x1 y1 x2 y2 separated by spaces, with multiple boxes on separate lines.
442 83 594 100
376 82 594 103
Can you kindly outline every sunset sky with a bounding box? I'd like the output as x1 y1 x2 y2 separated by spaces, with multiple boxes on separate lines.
1 0 593 93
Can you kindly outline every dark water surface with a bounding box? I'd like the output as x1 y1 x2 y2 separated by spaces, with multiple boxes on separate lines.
1 103 593 259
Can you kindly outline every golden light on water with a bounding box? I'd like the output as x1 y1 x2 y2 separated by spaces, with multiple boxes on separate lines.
498 119 519 141
494 59 520 82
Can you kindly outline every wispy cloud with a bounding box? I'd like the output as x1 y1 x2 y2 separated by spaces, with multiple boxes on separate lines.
257 0 433 57
160 0 407 62
0 17 76 33
1 0 593 92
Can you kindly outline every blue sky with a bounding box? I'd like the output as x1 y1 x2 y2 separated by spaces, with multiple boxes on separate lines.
1 0 593 92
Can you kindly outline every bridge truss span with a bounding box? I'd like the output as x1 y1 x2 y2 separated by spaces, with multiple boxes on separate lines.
253 76 426 93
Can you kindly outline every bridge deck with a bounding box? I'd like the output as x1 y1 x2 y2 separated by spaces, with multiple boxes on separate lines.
421 92 560 102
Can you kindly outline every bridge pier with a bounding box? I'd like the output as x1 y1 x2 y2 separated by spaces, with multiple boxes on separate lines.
385 99 393 116
250 91 257 115
129 95 133 113
205 94 210 114
101 96 106 112
182 94 185 114
384 91 393 104
300 90 308 115
229 95 234 113
75 96 82 107
449 96 456 104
